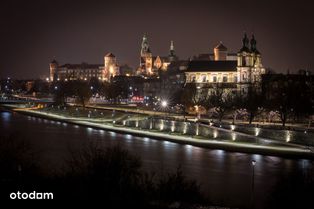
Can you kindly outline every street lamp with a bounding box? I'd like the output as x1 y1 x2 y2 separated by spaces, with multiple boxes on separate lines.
251 160 256 209
161 100 167 108
161 100 168 120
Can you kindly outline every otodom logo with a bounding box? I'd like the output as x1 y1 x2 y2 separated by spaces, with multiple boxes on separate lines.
10 191 53 200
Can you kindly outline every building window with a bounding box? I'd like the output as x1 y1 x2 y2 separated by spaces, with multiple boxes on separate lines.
223 76 228 82
242 73 247 80
213 76 217 82
234 76 238 83
191 75 196 82
201 75 206 82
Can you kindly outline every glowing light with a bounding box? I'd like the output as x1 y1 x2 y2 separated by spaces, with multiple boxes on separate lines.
185 144 193 153
252 160 256 166
160 120 164 131
255 127 260 136
136 120 139 128
217 149 224 155
213 130 218 139
65 78 68 81
109 131 116 137
232 133 236 141
286 131 291 142
109 66 114 74
253 154 261 161
149 120 153 129
123 120 126 126
46 77 49 81
195 123 199 135
171 121 175 132
161 100 167 108
230 125 235 131
183 122 187 134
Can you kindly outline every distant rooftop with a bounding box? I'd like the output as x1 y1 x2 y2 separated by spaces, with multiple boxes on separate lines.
186 60 237 72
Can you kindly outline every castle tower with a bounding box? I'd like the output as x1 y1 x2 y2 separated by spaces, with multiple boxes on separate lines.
104 53 119 81
214 41 227 61
49 59 58 81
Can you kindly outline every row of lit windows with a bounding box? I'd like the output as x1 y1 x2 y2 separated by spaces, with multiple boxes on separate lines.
65 69 102 73
189 74 238 83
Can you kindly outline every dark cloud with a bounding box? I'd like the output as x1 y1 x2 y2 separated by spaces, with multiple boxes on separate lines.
1 0 314 79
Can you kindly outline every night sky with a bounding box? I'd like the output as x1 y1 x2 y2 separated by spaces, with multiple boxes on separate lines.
1 0 314 79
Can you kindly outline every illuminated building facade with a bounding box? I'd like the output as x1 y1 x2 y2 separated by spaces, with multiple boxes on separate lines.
185 33 266 92
49 53 119 82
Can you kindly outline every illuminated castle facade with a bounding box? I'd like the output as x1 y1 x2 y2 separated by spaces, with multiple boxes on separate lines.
137 34 178 76
49 53 119 82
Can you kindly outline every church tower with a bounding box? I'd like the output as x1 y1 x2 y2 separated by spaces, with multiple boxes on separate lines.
237 33 253 83
140 34 151 57
237 33 265 85
168 40 178 62
140 34 153 75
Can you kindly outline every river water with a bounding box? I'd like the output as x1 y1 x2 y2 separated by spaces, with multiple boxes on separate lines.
1 111 313 208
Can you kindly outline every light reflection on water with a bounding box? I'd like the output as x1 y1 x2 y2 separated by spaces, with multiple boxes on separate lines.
0 111 11 122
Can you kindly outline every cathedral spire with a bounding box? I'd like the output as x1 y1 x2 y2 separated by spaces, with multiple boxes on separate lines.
170 40 174 51
141 34 151 56
169 40 175 56
168 40 177 62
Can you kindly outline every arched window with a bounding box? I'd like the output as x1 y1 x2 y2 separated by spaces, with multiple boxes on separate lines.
201 74 206 82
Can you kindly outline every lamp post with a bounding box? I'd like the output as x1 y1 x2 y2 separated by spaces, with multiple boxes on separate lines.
161 100 168 120
251 160 256 209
